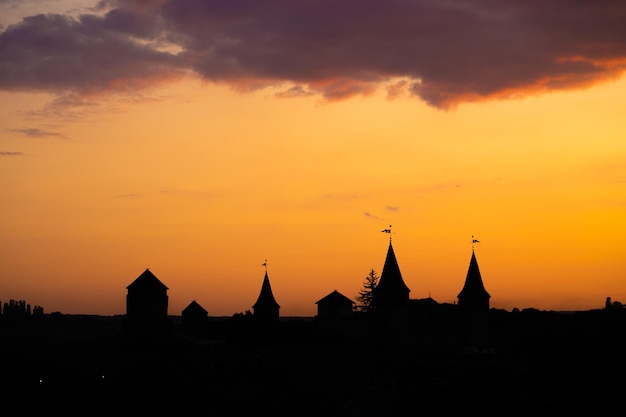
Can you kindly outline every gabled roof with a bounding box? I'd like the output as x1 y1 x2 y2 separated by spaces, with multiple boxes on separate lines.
182 300 208 315
126 268 169 290
374 241 410 299
315 290 354 306
457 250 491 300
252 272 280 309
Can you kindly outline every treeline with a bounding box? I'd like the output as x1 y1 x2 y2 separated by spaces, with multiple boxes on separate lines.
0 299 44 318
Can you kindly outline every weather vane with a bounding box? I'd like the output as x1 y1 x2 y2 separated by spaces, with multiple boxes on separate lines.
262 259 268 272
381 224 393 241
471 235 480 250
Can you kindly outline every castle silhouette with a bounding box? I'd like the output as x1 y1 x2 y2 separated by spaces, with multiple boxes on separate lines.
123 236 491 351
4 238 626 415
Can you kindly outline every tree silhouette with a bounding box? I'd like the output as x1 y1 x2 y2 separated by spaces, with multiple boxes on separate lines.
1 299 43 319
355 268 379 314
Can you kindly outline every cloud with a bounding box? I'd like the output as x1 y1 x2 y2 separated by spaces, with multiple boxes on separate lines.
363 211 382 220
0 151 24 156
275 85 314 99
8 127 64 138
1 0 626 108
0 10 184 93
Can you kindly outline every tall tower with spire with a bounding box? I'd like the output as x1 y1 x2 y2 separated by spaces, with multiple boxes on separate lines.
457 247 491 311
457 240 491 348
372 228 411 346
252 261 280 323
373 238 411 308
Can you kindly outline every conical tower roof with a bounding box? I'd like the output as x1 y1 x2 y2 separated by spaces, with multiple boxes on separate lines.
253 271 280 310
373 240 410 304
457 250 490 304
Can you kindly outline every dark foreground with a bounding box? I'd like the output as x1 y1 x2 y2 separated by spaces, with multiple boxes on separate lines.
2 309 626 416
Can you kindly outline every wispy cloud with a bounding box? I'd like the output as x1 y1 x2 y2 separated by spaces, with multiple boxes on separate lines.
275 85 314 99
25 93 104 121
1 0 625 109
8 127 64 138
0 151 24 156
364 211 382 220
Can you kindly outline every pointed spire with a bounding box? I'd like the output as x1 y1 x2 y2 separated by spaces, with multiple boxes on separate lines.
252 268 280 320
458 249 490 309
373 239 410 306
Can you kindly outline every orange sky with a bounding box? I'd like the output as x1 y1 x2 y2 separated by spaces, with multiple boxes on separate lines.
1 1 625 316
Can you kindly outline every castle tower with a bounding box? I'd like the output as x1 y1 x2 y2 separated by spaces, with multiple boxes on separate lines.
372 239 411 309
457 248 491 348
457 249 491 311
372 237 411 347
125 268 170 340
252 270 280 322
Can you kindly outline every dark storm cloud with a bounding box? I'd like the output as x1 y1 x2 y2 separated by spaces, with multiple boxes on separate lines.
0 10 183 93
1 0 625 108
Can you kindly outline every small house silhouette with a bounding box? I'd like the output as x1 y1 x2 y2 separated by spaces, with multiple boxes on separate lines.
315 290 354 319
182 300 209 337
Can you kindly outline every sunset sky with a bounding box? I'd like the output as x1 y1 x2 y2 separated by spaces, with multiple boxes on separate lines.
1 0 625 317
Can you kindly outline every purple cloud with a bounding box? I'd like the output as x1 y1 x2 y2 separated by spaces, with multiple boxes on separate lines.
0 10 183 93
1 0 625 108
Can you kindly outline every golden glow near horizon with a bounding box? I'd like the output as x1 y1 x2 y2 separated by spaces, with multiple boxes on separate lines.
2 75 625 317
3 0 626 317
